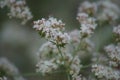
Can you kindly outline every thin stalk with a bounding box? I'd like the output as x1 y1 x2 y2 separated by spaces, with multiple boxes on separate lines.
22 70 66 76
67 74 71 80
57 45 64 61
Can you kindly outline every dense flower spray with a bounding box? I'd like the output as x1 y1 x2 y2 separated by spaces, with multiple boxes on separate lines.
0 0 120 80
0 0 33 24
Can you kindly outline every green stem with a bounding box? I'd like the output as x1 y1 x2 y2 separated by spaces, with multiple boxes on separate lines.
67 74 71 80
22 72 42 76
57 45 64 61
81 64 92 69
22 70 66 76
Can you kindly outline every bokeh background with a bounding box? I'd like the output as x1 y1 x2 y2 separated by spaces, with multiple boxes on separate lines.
0 0 120 80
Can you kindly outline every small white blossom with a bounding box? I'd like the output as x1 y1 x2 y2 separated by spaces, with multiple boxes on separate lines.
0 76 7 80
69 30 81 43
113 25 120 36
105 43 120 66
75 75 86 80
78 1 97 15
92 64 120 79
37 42 59 60
76 13 88 23
97 0 120 21
77 13 97 37
70 56 81 78
0 58 25 80
36 60 58 74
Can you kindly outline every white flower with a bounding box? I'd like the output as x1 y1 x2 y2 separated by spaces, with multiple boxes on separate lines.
36 60 58 74
92 64 120 79
0 58 25 80
0 0 33 24
105 43 120 67
75 75 86 80
33 17 71 46
77 13 97 37
113 25 120 36
69 56 81 78
37 42 59 60
78 1 97 15
77 13 88 23
97 0 120 21
0 76 7 80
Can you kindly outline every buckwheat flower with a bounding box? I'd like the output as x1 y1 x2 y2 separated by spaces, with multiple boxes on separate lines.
53 31 70 46
69 30 81 43
33 17 70 47
97 0 120 22
33 17 65 31
0 76 7 80
98 0 120 14
53 52 81 78
76 13 88 23
69 56 82 78
113 25 120 36
60 54 82 78
80 20 96 36
0 0 33 24
109 61 118 67
37 42 60 60
68 30 81 51
36 60 58 74
0 58 25 80
97 9 118 21
79 18 97 37
92 64 120 79
75 75 86 80
105 43 120 67
92 53 108 65
78 1 97 15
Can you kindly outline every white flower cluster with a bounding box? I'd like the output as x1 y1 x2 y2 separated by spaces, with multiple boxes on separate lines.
69 56 81 78
69 29 94 53
0 0 33 24
105 43 120 67
0 76 7 80
92 64 120 79
78 1 97 15
97 0 120 21
77 13 97 37
78 0 120 23
36 42 60 74
69 30 81 44
0 58 26 80
55 53 82 78
33 17 71 46
36 60 58 74
75 75 86 80
37 42 59 60
113 25 120 41
36 41 82 78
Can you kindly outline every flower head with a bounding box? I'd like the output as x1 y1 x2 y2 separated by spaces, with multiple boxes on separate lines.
33 17 70 47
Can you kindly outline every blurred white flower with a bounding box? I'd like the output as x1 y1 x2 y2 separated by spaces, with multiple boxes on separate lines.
36 60 58 74
92 64 120 79
77 13 97 37
113 25 120 36
0 0 33 24
105 43 120 67
78 1 97 15
97 0 120 21
0 58 26 80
